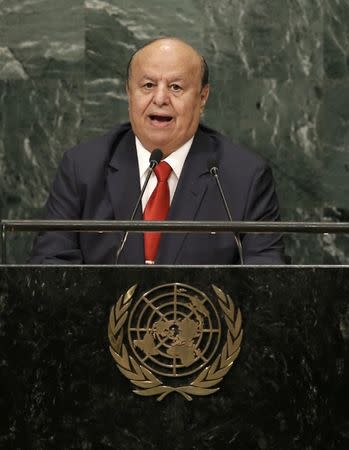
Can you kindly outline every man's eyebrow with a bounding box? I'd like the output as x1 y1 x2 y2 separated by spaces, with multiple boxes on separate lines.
168 77 185 83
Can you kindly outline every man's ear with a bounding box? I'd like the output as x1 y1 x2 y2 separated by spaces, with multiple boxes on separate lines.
200 84 210 111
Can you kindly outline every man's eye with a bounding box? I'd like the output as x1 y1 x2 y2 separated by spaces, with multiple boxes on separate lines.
144 82 154 89
170 84 182 91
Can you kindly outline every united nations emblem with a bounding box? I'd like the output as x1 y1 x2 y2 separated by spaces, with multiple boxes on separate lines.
108 283 242 401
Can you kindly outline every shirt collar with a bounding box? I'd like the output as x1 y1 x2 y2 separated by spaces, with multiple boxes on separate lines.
135 136 194 179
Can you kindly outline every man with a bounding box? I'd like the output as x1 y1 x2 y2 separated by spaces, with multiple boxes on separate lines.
30 37 285 265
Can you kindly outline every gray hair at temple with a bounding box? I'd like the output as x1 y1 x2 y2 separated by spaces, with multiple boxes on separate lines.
126 37 209 89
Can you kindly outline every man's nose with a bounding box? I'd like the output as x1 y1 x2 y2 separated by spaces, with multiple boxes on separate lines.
153 85 170 106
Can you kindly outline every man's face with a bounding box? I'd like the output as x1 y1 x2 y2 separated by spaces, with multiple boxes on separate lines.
126 39 209 155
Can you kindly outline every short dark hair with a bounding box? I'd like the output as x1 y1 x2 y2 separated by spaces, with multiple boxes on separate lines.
126 37 209 89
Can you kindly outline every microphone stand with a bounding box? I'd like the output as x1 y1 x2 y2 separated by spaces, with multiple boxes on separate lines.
115 149 163 264
209 165 244 265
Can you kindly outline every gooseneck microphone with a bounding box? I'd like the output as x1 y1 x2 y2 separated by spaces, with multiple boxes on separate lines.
148 148 164 170
115 148 163 264
207 160 244 265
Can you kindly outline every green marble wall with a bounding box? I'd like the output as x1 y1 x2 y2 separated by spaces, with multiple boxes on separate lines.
1 0 349 263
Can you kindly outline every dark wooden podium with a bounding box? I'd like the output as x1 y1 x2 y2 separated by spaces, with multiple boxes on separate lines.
1 265 348 449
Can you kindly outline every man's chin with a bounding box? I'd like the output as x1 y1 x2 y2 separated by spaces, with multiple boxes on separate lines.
140 133 176 154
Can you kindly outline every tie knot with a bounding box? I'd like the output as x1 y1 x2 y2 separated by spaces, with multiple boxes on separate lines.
154 161 172 182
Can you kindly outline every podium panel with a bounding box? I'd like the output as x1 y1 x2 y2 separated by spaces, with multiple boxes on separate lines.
0 266 348 449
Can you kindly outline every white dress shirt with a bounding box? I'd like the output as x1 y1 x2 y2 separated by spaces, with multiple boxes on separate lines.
135 136 194 212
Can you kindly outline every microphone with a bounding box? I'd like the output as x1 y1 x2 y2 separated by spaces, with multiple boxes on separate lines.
149 148 163 169
115 148 163 264
207 160 244 265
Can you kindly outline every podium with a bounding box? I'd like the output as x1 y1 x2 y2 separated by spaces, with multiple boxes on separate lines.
1 264 348 449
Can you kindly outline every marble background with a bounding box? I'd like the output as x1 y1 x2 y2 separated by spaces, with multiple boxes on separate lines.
0 0 349 263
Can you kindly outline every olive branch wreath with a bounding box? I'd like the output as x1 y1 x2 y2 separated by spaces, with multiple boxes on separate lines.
108 284 243 401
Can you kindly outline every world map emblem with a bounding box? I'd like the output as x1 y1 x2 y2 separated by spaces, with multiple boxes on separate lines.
108 283 243 401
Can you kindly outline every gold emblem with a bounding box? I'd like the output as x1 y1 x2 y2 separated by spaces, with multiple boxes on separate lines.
108 283 242 401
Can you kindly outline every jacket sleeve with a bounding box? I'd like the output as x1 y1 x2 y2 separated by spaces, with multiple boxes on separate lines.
241 163 286 264
29 151 84 264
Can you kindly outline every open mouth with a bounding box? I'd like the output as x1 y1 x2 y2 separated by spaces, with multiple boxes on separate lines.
149 114 173 123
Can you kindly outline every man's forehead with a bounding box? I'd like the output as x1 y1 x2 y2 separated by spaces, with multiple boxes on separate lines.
139 72 186 81
137 38 200 57
132 39 202 72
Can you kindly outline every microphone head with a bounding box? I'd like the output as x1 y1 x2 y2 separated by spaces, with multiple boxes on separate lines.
207 159 218 175
149 148 163 167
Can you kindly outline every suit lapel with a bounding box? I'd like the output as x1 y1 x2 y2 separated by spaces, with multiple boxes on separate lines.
106 129 144 264
157 127 217 264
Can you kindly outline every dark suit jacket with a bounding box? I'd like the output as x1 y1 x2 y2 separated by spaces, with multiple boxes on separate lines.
30 122 285 265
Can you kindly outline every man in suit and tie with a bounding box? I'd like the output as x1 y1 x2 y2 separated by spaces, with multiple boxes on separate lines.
30 37 285 265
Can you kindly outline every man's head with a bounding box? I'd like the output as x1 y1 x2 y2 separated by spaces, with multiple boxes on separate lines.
126 37 210 156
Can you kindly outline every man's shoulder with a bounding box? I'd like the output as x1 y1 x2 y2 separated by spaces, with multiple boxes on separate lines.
198 123 267 171
64 122 133 164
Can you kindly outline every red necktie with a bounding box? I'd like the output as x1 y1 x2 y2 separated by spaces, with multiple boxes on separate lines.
143 161 172 263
